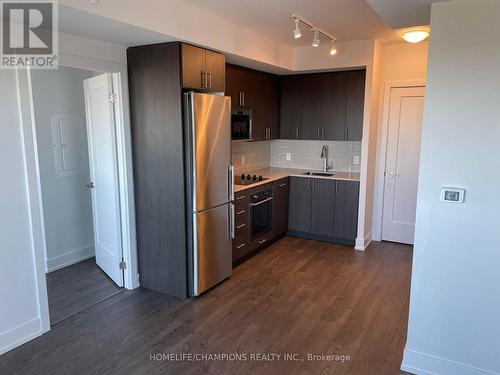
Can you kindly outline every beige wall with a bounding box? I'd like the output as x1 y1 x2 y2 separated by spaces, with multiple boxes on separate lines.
379 41 429 82
371 41 429 241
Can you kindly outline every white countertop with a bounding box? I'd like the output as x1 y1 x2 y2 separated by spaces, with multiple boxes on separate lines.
234 167 360 192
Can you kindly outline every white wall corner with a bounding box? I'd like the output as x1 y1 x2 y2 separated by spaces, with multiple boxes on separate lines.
355 232 372 251
402 349 500 375
0 318 43 355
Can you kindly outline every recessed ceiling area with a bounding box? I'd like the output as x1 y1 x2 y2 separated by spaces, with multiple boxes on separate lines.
180 0 405 45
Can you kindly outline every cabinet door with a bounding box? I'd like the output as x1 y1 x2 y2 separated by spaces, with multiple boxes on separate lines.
225 64 239 107
258 73 280 140
280 76 301 139
251 70 267 141
310 179 335 237
322 72 347 140
345 70 366 141
205 50 225 92
288 177 311 232
181 44 206 90
268 76 281 139
333 180 359 241
272 178 289 236
300 74 323 140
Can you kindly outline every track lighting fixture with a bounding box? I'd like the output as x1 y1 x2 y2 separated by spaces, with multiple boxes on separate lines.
312 29 320 47
293 19 302 39
291 15 337 56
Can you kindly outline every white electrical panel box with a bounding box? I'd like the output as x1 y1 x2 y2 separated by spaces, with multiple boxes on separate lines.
440 187 465 203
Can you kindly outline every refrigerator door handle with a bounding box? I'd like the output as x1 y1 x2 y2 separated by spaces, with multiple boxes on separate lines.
229 203 235 239
228 165 234 201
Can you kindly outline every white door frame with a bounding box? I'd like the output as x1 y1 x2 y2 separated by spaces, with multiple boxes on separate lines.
16 53 139 334
372 80 426 242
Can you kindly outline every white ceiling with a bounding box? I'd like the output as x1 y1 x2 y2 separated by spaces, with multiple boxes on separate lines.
181 0 404 45
58 5 175 47
366 0 449 29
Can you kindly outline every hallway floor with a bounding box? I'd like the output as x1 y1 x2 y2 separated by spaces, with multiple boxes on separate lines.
46 257 122 325
1 237 412 375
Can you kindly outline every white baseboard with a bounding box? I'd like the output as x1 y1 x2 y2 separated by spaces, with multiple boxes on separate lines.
402 349 499 375
46 245 95 272
0 318 44 355
355 232 372 251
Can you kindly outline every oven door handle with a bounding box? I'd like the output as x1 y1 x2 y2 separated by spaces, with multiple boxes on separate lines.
250 197 274 206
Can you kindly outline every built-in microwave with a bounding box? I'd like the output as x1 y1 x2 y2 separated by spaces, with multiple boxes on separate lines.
231 109 252 141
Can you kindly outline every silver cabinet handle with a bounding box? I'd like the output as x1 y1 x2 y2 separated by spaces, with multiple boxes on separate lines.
295 127 299 139
258 239 267 244
239 92 243 107
201 70 206 88
250 197 274 206
229 203 235 239
279 183 287 187
228 165 234 201
236 223 246 230
207 71 212 89
236 195 246 201
236 243 246 249
236 209 246 215
242 92 245 106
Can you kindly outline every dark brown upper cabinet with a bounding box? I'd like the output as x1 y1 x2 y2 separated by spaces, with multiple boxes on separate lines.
280 70 365 141
280 75 302 139
181 44 225 92
226 64 280 141
345 70 366 141
322 72 347 140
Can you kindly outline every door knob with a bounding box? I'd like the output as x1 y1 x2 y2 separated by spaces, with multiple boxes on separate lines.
387 171 395 178
86 182 95 188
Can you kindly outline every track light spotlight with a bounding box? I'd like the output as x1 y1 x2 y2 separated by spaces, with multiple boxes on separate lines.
330 40 337 55
312 29 320 47
293 19 302 39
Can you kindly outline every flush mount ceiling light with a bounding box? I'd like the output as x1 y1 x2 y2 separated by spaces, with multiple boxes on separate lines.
293 19 302 39
402 30 429 43
291 14 338 56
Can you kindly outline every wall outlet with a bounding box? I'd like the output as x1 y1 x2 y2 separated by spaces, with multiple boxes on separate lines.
285 152 292 161
241 155 246 165
353 155 360 165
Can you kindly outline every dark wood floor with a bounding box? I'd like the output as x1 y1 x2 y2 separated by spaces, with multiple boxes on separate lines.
1 237 412 375
46 258 122 325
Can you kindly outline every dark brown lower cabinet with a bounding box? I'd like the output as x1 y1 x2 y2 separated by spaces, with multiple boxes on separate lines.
310 178 335 237
288 177 359 245
272 178 289 236
333 180 360 240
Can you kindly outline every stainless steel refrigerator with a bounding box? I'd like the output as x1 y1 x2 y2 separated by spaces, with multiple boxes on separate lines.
184 92 234 296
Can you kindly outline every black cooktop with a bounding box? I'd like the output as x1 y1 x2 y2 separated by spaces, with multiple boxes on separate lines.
234 174 269 186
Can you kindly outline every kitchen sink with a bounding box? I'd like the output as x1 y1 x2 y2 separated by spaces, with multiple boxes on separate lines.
303 171 335 177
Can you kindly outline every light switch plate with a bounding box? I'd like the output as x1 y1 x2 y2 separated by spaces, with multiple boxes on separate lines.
440 187 465 203
285 152 292 161
241 155 246 165
353 156 360 166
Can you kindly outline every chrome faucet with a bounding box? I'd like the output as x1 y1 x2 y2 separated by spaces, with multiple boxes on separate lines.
321 145 329 172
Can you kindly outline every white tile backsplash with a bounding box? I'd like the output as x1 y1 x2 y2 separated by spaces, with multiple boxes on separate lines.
232 141 270 175
232 139 361 174
270 140 361 173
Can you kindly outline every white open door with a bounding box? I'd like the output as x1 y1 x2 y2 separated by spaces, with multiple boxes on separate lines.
83 74 123 286
382 86 425 245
